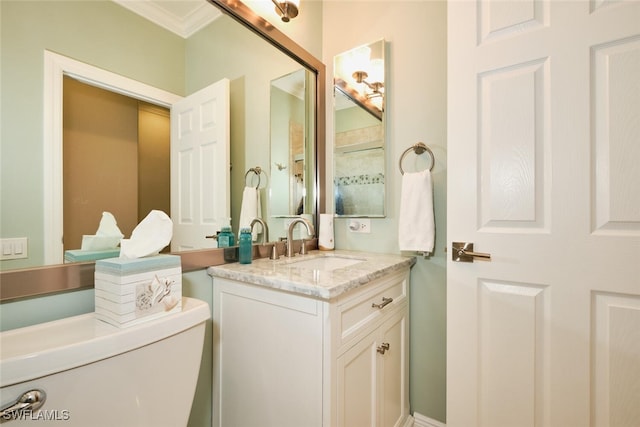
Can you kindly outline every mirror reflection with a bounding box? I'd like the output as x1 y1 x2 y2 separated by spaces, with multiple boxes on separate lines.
333 39 386 217
0 0 318 270
270 69 314 219
62 77 171 262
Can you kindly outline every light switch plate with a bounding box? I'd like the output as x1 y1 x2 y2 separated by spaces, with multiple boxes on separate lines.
0 237 28 260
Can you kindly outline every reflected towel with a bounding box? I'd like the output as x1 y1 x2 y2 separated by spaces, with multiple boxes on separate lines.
398 170 435 253
239 186 262 240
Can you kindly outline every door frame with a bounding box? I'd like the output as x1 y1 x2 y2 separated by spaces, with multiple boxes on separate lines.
43 51 182 264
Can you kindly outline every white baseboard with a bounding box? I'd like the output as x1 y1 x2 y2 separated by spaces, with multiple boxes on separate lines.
412 412 446 427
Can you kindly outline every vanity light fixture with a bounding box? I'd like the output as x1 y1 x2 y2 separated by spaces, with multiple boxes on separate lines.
271 0 299 22
352 58 384 101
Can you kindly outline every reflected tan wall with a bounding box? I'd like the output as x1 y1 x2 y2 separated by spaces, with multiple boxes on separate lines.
63 77 138 250
62 77 170 251
138 102 170 221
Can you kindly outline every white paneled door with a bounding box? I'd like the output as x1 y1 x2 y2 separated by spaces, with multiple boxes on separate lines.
171 79 230 251
447 1 640 426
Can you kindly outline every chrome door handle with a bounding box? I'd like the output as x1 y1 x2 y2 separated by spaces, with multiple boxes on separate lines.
1 389 47 420
452 242 491 262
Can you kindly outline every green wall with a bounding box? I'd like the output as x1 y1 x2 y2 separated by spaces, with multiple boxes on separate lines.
323 1 448 422
0 0 185 269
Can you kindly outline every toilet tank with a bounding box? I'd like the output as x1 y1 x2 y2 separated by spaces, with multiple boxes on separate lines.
0 297 209 426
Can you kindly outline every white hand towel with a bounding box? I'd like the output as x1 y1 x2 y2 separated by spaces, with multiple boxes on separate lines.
239 186 262 240
398 170 435 253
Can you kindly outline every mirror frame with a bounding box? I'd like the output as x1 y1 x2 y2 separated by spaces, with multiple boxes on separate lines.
0 0 326 302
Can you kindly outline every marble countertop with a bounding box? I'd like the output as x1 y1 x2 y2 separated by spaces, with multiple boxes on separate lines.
207 250 416 300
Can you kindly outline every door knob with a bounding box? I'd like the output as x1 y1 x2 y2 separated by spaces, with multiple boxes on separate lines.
452 242 491 262
377 343 390 354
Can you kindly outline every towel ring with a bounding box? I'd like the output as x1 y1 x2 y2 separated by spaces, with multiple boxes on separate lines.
244 166 264 189
399 142 435 175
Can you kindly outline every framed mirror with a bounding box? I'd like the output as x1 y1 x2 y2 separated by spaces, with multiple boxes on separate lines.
333 39 386 217
0 0 325 300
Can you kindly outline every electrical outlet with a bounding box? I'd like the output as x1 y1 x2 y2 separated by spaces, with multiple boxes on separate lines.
0 237 28 260
348 219 371 233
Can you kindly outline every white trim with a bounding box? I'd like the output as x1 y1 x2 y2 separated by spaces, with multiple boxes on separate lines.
43 50 182 264
402 414 416 427
413 412 446 427
112 1 221 38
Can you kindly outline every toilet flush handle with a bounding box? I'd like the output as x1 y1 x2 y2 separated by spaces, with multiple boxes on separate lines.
1 389 47 421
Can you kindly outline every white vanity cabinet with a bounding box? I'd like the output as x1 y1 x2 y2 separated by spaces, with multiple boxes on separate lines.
210 254 412 427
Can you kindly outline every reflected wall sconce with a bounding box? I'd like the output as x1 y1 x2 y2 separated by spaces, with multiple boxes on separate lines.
271 0 300 22
346 46 384 111
334 40 386 120
352 62 384 100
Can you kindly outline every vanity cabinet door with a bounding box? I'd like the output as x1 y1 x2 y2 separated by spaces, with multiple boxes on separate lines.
336 329 378 427
335 307 408 427
379 309 408 427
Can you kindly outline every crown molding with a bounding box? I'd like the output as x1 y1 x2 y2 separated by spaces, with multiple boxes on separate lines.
113 1 221 38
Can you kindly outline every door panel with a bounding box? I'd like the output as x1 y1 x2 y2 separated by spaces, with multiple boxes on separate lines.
170 79 230 251
448 1 640 426
592 36 640 234
592 292 640 426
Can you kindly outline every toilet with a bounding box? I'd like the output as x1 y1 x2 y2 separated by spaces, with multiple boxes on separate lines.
0 297 209 426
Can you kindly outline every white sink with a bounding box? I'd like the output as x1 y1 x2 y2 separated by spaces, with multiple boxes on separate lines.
290 256 365 271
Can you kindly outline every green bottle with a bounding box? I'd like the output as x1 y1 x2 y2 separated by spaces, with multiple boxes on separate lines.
218 226 235 248
238 227 252 264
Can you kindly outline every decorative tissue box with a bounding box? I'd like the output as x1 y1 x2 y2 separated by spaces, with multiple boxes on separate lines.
94 254 182 328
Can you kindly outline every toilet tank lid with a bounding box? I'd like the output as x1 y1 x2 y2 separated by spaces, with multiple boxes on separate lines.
0 297 210 388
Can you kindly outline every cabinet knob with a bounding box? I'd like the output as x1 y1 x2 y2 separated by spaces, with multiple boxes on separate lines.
377 342 390 354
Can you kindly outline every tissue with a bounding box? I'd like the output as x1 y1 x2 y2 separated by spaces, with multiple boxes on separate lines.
119 210 173 259
81 212 124 251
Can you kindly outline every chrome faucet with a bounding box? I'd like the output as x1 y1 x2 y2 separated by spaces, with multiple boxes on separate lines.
285 218 315 257
250 218 269 245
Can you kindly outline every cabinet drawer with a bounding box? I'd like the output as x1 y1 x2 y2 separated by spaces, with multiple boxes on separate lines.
336 269 408 347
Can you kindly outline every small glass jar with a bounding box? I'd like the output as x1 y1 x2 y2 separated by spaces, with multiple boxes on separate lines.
218 226 235 248
238 227 253 264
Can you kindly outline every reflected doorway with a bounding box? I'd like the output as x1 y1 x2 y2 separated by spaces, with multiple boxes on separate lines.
62 76 170 252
